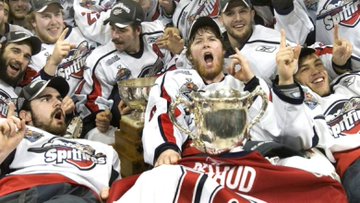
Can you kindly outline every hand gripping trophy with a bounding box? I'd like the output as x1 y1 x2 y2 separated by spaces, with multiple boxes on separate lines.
169 86 268 154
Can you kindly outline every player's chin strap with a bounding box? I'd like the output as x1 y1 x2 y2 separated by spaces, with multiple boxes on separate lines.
243 140 305 159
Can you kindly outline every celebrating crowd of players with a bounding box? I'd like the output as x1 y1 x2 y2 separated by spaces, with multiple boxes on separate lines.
0 0 360 202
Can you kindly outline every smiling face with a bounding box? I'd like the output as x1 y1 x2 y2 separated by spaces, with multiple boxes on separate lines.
220 3 254 47
188 27 225 84
0 42 32 86
9 0 31 20
31 3 65 44
28 87 67 135
294 54 331 96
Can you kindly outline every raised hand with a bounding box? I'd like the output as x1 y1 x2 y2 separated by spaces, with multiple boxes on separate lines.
0 102 25 164
159 0 175 16
275 29 301 85
61 96 75 115
96 109 112 133
156 27 184 54
332 24 353 66
227 47 254 83
45 28 76 76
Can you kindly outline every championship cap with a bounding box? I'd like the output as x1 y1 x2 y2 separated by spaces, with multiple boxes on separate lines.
5 31 42 55
103 0 145 28
188 16 222 43
221 0 252 13
19 77 69 102
31 0 63 13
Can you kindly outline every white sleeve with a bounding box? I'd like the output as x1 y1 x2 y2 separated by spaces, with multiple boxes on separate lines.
73 0 112 45
274 0 314 44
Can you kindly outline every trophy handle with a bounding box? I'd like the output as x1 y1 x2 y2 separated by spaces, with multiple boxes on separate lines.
246 86 269 135
168 96 197 139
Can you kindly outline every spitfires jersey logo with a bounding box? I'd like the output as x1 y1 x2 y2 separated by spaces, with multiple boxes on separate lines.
317 0 360 30
179 78 199 100
28 137 107 170
324 97 360 138
57 41 92 80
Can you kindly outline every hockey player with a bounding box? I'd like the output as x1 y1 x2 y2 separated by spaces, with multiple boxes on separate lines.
74 0 174 137
106 16 348 203
291 38 360 203
0 31 41 118
0 76 120 202
26 0 97 96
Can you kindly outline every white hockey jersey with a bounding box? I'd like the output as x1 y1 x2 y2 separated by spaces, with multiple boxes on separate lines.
301 71 360 177
142 69 322 166
0 125 121 196
30 27 97 96
0 80 18 118
75 21 174 118
172 0 223 40
274 0 360 69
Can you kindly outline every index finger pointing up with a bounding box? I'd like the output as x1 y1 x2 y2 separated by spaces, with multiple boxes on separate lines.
58 28 69 41
280 29 287 48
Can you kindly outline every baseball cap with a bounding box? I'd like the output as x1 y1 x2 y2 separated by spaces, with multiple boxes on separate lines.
103 0 145 28
221 0 252 13
5 31 42 55
188 16 222 43
19 77 69 102
30 0 63 13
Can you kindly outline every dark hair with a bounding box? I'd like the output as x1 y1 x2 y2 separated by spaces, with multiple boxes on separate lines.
186 26 224 59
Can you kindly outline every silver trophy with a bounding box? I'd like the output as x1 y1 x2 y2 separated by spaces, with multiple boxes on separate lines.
118 77 157 124
169 86 268 154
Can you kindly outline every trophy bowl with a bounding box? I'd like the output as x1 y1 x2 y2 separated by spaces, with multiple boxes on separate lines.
118 77 157 124
169 86 268 154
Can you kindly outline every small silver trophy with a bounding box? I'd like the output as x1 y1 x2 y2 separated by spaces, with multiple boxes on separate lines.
169 86 268 154
118 77 157 125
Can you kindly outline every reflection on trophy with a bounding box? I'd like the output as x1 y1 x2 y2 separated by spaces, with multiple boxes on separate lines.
169 86 268 154
118 77 157 125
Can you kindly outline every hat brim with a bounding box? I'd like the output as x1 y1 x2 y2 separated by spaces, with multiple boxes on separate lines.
9 34 42 55
46 77 69 99
36 2 63 13
222 0 252 13
188 17 221 41
103 18 131 28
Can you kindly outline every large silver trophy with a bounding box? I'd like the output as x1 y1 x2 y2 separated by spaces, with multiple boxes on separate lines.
169 86 268 154
118 77 157 125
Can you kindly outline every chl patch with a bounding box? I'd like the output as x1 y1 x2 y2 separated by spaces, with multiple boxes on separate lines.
304 91 319 109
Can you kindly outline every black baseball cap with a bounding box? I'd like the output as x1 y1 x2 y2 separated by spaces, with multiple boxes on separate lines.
19 77 69 101
31 0 63 13
188 16 222 43
5 31 42 55
221 0 252 13
103 0 145 28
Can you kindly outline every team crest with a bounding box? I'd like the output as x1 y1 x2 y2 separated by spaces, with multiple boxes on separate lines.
324 97 360 138
187 0 221 25
28 137 107 170
317 0 360 29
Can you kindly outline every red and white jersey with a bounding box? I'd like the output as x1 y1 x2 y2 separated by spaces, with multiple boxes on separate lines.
0 80 18 118
0 125 121 196
301 71 360 177
73 0 171 45
74 21 174 118
142 69 322 165
172 0 222 40
108 152 347 203
274 0 360 69
30 27 96 96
